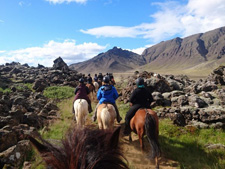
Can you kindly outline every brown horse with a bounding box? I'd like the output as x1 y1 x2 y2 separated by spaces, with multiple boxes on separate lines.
29 126 129 169
129 108 161 169
97 103 116 129
86 83 95 100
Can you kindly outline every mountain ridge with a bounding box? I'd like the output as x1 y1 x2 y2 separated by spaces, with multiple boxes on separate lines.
69 26 225 75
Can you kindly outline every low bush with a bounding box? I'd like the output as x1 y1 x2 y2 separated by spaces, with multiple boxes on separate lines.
43 86 74 99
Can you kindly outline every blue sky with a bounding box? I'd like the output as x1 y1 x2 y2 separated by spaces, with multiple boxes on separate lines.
1 0 225 67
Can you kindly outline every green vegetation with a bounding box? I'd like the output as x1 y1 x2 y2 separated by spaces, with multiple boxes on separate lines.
0 87 11 93
15 83 34 92
29 86 225 169
30 97 75 168
43 86 74 99
159 119 225 169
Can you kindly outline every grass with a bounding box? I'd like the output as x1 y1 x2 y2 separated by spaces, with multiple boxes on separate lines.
29 97 75 169
159 119 225 169
43 86 74 99
28 87 225 169
0 87 11 93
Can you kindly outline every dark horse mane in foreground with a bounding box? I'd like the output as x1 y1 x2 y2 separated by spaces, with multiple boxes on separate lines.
29 126 128 169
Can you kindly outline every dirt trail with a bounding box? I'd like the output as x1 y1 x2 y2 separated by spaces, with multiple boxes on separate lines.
85 115 178 169
85 99 178 169
115 124 178 169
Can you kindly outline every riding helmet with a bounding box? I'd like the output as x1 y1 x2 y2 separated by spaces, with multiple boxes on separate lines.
136 77 144 86
79 78 84 83
103 76 110 83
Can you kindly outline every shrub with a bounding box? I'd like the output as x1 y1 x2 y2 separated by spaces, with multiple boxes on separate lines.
0 87 12 93
43 86 74 99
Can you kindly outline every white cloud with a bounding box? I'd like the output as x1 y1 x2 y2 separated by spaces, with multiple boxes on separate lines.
81 0 225 43
0 20 4 23
45 0 87 4
127 44 154 55
19 1 31 7
19 1 25 6
0 40 107 67
80 26 140 38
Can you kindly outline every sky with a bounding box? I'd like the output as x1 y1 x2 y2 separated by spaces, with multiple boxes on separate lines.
1 0 225 67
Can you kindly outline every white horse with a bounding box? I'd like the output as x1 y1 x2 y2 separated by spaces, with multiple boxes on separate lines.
93 82 99 92
74 99 88 127
97 104 116 129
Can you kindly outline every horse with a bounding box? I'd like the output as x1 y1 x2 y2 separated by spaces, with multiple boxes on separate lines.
93 81 99 92
97 103 116 129
29 126 129 169
74 99 88 127
86 83 95 100
129 108 161 169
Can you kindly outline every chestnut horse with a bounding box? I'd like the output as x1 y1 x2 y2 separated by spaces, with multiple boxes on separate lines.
129 108 161 169
29 126 129 169
86 83 95 100
97 103 116 129
74 99 88 127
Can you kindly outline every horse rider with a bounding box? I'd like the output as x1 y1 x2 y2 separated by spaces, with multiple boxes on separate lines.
109 73 116 85
82 74 87 83
87 73 95 91
97 72 103 87
94 74 98 82
123 77 154 136
73 78 93 115
98 72 103 81
92 76 122 123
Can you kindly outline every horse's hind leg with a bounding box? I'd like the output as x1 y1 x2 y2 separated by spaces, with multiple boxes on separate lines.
129 134 132 142
138 131 144 151
98 121 103 129
155 157 159 169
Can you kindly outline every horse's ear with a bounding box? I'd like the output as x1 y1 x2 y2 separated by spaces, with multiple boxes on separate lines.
110 127 121 148
29 136 49 154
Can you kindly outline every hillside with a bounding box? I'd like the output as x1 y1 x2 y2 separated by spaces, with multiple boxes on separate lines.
138 26 225 76
69 26 225 76
69 47 146 73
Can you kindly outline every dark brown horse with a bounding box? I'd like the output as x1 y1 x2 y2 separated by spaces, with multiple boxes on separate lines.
86 83 95 100
29 126 128 169
129 108 161 169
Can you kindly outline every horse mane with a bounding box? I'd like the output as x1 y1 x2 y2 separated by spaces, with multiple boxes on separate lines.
29 126 128 169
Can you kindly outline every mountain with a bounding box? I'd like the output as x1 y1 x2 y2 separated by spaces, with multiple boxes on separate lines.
139 26 225 76
69 47 146 73
70 26 225 76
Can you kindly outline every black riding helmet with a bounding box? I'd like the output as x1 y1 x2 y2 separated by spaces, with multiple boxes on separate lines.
103 76 110 83
136 77 144 86
79 78 84 83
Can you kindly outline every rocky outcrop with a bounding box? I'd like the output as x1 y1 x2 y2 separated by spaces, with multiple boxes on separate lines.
53 57 69 71
0 87 59 168
0 58 82 168
0 58 82 90
120 67 225 129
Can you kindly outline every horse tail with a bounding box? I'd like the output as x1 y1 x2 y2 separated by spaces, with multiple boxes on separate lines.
76 99 88 126
145 112 161 159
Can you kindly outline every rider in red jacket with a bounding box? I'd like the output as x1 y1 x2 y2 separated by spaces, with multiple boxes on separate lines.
73 78 92 114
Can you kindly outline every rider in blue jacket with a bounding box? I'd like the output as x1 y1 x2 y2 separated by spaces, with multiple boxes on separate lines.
92 76 122 123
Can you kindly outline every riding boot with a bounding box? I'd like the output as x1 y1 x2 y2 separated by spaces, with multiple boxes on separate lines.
113 103 122 123
123 123 131 136
91 83 96 92
72 100 75 114
92 103 99 122
88 103 93 113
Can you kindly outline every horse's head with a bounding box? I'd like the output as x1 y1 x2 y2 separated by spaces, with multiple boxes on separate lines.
29 126 128 169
